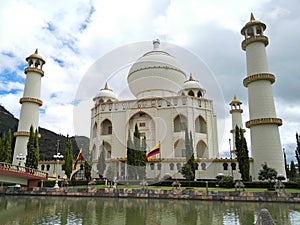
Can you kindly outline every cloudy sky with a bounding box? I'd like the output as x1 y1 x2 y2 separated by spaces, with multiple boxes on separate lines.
0 0 299 162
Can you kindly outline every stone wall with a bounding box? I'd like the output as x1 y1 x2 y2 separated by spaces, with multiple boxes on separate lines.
1 187 300 203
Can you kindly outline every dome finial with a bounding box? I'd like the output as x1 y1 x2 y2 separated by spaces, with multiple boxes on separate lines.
189 73 194 81
104 82 108 90
153 39 160 49
35 48 38 54
250 12 255 21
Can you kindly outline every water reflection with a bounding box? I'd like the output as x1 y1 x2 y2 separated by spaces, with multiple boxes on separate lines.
0 196 299 225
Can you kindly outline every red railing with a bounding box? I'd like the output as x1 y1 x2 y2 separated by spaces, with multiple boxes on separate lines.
0 162 48 180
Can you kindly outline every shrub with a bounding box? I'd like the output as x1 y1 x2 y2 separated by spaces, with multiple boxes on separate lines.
218 176 234 188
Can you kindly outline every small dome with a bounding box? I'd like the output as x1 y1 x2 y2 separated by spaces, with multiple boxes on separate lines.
241 13 266 35
230 95 242 106
26 49 45 64
93 83 117 102
127 39 186 99
181 73 206 97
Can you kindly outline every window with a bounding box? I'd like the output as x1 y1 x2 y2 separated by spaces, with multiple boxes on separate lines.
46 165 50 171
139 122 146 127
158 100 162 107
169 163 174 171
166 100 171 106
41 164 45 171
151 100 156 106
195 163 199 170
176 163 182 170
201 163 206 170
157 163 162 170
231 163 236 170
223 163 228 171
150 163 155 170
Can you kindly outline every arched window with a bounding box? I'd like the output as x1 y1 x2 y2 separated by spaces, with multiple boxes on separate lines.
201 162 206 170
195 163 199 170
92 122 97 138
150 163 155 170
223 163 228 170
176 163 182 170
231 163 236 170
174 115 187 132
196 141 208 158
174 139 185 157
157 163 162 170
169 163 174 171
101 119 112 135
188 90 194 96
195 116 207 133
197 91 202 98
41 165 45 171
46 165 50 171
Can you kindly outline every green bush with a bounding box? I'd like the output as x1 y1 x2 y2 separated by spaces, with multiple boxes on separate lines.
218 176 234 188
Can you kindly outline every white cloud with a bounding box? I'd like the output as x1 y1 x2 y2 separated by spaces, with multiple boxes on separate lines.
0 0 299 161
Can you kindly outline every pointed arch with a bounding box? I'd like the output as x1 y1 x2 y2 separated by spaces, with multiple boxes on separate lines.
195 115 207 134
101 119 112 135
100 141 112 159
174 139 185 157
92 144 97 160
92 122 97 138
196 140 208 158
188 90 194 96
174 114 187 132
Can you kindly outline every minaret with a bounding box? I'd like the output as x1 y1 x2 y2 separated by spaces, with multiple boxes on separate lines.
12 49 45 166
241 13 285 179
229 95 244 156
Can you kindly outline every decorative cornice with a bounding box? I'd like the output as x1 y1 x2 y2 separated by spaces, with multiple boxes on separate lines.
230 109 243 114
243 73 275 87
241 35 268 50
246 118 282 128
128 65 186 78
20 97 43 106
14 131 30 137
230 128 246 133
24 67 44 77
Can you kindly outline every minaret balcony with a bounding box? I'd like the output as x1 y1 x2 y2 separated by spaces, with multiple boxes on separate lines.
246 118 282 128
20 97 43 106
24 67 44 77
241 35 268 50
243 73 275 87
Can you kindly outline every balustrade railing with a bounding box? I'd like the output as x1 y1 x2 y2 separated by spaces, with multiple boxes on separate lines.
0 162 48 179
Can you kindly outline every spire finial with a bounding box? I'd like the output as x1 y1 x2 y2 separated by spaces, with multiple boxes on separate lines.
234 95 237 100
153 39 160 49
189 73 194 81
250 13 255 21
104 82 108 90
35 49 38 54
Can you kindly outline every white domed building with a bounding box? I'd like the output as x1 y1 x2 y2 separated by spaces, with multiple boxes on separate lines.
89 14 286 181
89 39 233 180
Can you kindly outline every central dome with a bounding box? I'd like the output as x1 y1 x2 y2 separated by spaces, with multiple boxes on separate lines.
127 39 186 99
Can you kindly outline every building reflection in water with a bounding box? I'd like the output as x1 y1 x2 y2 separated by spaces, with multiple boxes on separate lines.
0 196 299 225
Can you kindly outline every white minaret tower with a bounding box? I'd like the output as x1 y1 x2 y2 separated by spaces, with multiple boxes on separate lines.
13 49 45 166
229 95 244 155
241 14 285 179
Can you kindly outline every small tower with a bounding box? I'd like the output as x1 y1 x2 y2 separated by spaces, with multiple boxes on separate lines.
241 14 285 179
229 95 244 156
13 49 45 166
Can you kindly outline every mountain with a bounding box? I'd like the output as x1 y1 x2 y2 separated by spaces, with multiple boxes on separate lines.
0 105 89 160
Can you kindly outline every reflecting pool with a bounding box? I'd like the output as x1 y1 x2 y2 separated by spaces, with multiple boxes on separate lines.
0 196 299 225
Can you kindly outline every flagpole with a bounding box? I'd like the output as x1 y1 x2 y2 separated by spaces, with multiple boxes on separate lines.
159 141 161 161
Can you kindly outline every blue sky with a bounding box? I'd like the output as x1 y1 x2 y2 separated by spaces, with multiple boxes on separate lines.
0 0 300 163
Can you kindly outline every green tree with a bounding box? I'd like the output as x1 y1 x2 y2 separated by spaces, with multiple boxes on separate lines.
84 160 92 181
64 136 73 178
97 140 106 178
126 124 147 179
258 163 278 181
180 129 196 181
289 160 297 181
25 126 39 169
284 149 289 179
235 125 250 181
296 133 300 173
0 129 12 163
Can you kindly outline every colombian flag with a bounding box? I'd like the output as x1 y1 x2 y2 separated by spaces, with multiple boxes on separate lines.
146 144 160 160
73 148 83 170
